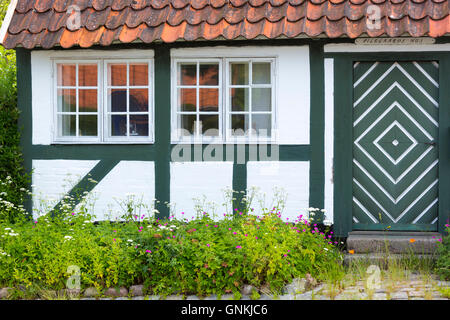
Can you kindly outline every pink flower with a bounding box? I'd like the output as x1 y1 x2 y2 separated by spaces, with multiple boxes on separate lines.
228 228 232 231
146 250 152 253
233 232 237 235
236 245 242 249
113 238 116 242
255 236 258 239
206 244 210 247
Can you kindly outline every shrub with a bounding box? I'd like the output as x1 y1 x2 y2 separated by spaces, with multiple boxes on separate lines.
0 207 343 297
0 1 30 223
435 224 450 280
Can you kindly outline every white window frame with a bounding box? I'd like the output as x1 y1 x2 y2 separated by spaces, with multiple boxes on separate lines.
171 57 277 144
103 59 154 143
52 58 154 144
171 58 223 144
53 60 101 143
225 58 276 144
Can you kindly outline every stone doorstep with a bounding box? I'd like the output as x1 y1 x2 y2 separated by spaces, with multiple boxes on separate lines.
346 232 442 254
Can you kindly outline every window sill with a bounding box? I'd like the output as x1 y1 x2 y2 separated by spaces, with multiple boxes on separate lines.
51 141 155 145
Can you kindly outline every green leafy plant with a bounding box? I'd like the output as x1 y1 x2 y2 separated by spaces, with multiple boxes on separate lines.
435 223 449 280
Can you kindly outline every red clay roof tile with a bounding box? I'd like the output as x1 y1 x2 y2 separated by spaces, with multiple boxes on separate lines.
2 0 449 49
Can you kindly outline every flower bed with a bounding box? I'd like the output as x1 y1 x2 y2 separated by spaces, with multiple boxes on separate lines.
0 208 343 298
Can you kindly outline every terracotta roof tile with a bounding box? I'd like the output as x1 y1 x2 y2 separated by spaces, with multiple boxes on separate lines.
2 0 449 49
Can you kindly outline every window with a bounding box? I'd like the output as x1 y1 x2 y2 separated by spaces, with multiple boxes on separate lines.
56 62 99 139
172 58 275 143
227 60 274 140
174 60 222 141
54 59 153 143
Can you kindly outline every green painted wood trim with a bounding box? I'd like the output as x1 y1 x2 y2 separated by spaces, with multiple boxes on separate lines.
154 45 171 219
333 56 354 237
31 145 156 160
438 54 450 234
50 159 120 216
233 162 247 212
353 223 437 232
16 48 33 218
169 145 310 162
309 43 325 222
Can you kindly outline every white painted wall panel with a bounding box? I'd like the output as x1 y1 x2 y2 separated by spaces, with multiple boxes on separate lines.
247 161 310 222
324 58 334 223
171 46 311 144
32 160 99 217
87 161 155 221
170 162 233 221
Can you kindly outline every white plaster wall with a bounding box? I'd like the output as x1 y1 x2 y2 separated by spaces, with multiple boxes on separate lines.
324 59 334 223
171 46 311 145
247 161 310 222
31 49 155 145
86 161 155 221
170 162 233 221
32 160 99 218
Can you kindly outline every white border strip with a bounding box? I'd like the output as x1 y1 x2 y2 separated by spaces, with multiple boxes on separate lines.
0 0 18 46
324 58 334 223
324 43 450 53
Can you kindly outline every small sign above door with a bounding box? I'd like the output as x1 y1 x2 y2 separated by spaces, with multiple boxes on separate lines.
355 38 436 45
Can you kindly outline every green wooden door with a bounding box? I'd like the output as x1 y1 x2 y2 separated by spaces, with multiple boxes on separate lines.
352 61 439 231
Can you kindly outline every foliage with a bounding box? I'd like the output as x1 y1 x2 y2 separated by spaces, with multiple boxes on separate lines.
0 205 343 297
435 224 450 280
0 0 30 223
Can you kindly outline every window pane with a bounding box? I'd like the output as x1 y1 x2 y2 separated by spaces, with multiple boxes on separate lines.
57 89 76 112
199 64 219 86
57 64 76 87
108 89 127 112
79 89 98 113
79 64 97 86
58 115 76 136
231 63 249 85
199 88 218 112
252 88 271 112
178 88 196 112
252 63 271 84
200 115 219 136
179 63 196 86
231 88 249 112
130 89 148 112
179 114 196 136
109 64 127 86
130 64 148 86
129 115 149 136
111 115 127 136
231 114 249 136
79 115 98 136
252 114 272 137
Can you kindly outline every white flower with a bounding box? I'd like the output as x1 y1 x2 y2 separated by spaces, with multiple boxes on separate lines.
127 239 133 242
64 236 73 240
170 225 176 228
323 220 332 226
8 233 19 237
4 228 11 231
324 248 329 251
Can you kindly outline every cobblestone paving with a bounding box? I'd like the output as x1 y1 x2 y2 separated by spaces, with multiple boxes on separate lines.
77 278 449 301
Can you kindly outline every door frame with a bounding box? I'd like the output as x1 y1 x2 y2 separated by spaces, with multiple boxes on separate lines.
329 52 450 237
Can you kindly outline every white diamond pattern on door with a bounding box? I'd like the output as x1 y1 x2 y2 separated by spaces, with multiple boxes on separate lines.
352 61 439 230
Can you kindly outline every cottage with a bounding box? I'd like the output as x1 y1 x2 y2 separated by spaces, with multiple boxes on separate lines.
0 0 449 237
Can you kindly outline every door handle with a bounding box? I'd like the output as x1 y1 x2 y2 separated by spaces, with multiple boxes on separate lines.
424 141 436 146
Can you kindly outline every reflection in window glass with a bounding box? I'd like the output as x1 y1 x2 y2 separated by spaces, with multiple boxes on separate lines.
176 61 220 140
106 62 151 139
56 63 98 138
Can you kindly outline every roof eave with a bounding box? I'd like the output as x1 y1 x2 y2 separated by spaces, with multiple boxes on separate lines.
0 0 18 47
